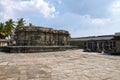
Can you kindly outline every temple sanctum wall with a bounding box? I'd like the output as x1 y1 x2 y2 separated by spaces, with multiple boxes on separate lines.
15 26 70 46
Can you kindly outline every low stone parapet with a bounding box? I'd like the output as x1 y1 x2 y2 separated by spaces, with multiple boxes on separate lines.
1 46 78 53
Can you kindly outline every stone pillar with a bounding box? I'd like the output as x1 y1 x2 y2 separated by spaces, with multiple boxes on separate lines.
64 35 67 45
58 33 60 45
112 41 116 52
51 33 54 45
49 33 51 46
108 41 111 50
111 41 115 50
91 41 94 51
86 41 89 49
53 33 54 45
97 42 100 51
102 42 104 51
56 33 59 45
46 33 49 45
111 41 113 50
44 32 46 45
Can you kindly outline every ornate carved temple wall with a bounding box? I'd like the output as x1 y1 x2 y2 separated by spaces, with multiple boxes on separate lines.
15 26 70 46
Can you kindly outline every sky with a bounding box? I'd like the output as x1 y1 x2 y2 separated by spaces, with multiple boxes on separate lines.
0 0 120 37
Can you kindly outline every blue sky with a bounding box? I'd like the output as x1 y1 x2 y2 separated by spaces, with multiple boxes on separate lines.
0 0 120 37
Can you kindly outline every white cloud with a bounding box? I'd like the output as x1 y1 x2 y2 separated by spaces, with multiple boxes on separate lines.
32 0 56 18
107 0 120 29
109 0 120 16
48 12 112 37
0 0 56 21
0 0 16 21
1 0 119 37
75 15 111 25
91 18 111 25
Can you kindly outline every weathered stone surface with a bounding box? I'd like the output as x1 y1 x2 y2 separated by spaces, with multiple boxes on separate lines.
15 26 70 46
0 39 7 46
0 49 120 80
3 46 78 53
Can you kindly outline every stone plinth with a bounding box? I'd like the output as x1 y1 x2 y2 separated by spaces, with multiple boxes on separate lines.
2 46 78 53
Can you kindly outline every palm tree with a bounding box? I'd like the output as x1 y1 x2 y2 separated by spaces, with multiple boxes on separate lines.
16 18 26 28
5 19 15 39
29 23 33 27
0 18 27 39
0 22 7 39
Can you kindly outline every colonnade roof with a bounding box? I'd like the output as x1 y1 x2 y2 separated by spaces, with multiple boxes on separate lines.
70 35 114 41
115 32 120 36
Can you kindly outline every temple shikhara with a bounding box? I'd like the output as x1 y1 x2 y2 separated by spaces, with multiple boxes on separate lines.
15 26 70 46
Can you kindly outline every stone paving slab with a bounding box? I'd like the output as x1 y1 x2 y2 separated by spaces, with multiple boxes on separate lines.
0 49 120 80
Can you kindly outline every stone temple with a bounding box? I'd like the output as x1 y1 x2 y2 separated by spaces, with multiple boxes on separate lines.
15 26 70 46
0 26 76 53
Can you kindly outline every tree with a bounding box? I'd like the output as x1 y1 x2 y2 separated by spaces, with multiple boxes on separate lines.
0 18 28 39
5 19 15 39
29 23 33 27
0 22 7 39
16 18 26 28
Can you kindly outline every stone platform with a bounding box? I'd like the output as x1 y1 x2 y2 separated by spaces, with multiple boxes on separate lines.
0 46 78 53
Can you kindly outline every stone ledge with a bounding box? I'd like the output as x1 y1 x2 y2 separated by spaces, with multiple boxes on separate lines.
0 46 78 53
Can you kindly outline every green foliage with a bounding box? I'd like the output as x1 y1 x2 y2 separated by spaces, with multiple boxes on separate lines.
0 22 7 39
16 18 26 28
0 18 27 39
29 23 33 27
5 19 15 38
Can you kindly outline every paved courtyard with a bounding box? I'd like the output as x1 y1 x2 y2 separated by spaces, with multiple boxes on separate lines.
0 49 120 80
